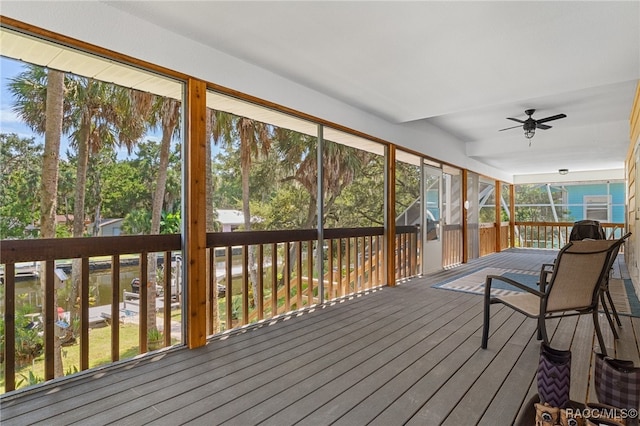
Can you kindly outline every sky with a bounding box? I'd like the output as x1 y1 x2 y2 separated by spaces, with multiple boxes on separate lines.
0 55 163 161
0 56 40 141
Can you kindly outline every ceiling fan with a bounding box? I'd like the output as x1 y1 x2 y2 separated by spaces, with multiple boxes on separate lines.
499 109 567 144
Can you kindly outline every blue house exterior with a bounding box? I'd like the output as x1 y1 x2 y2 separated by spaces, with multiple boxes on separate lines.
563 182 625 224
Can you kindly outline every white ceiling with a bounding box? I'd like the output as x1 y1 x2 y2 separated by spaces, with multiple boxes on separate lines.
86 2 640 175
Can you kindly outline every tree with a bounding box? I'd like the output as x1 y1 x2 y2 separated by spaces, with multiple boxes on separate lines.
277 131 372 228
8 65 67 377
0 134 42 238
41 69 65 377
139 96 181 339
212 112 273 308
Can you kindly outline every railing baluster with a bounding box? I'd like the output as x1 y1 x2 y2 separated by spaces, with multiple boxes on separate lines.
285 242 291 312
81 257 90 370
4 263 16 391
163 250 171 347
257 244 264 321
307 241 313 304
111 255 120 361
296 241 302 309
346 237 352 293
271 243 277 317
44 260 55 380
353 237 359 290
226 246 233 331
337 238 343 297
242 245 249 326
367 236 373 289
138 253 148 354
207 248 214 335
328 239 334 299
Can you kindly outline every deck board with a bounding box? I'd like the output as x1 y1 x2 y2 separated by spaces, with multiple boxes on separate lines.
1 248 638 425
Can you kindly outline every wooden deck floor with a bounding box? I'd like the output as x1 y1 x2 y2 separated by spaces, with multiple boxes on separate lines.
2 249 639 425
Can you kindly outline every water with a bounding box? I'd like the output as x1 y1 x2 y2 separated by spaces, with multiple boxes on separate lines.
5 263 163 314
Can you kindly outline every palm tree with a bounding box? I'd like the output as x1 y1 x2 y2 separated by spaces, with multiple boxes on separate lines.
277 130 370 228
9 65 66 377
276 130 371 291
63 77 146 323
144 96 181 338
205 108 220 333
212 112 273 309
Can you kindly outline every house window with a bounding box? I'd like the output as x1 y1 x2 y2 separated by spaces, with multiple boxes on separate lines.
583 195 610 222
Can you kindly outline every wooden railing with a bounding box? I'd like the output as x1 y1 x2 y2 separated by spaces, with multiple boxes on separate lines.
207 226 419 332
0 234 181 393
479 223 497 257
477 221 626 255
442 224 463 267
0 226 419 392
514 222 626 249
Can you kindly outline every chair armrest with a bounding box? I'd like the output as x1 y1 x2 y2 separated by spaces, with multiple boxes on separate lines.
484 274 545 298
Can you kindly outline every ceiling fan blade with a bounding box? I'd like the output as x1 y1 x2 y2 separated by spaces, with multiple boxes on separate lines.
535 113 567 124
498 125 523 131
536 123 552 130
506 117 526 124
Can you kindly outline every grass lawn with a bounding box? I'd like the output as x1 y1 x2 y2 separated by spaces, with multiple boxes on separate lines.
1 317 181 394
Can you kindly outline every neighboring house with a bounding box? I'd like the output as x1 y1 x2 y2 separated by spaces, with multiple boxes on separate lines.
93 211 246 236
563 182 625 223
96 218 124 236
514 181 625 225
216 209 245 232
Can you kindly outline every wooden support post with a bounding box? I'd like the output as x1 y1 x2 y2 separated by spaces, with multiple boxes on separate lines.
462 169 469 264
186 78 207 348
385 145 396 286
510 184 516 248
495 180 502 253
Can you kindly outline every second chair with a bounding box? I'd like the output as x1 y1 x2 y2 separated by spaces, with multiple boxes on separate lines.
481 236 628 356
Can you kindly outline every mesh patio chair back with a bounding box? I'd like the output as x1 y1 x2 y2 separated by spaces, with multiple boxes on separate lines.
569 219 606 241
545 239 617 312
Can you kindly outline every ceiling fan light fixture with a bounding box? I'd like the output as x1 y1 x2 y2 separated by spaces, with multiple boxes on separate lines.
524 128 535 139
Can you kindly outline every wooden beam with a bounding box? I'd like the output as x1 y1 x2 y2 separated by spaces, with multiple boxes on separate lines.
385 145 396 286
462 169 469 264
186 78 207 348
495 180 502 253
509 184 516 248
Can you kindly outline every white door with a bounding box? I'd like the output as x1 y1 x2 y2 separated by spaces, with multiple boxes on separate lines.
423 164 442 273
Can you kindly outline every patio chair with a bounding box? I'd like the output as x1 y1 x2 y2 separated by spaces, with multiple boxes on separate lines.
570 220 629 339
596 233 631 339
569 219 606 241
481 236 627 356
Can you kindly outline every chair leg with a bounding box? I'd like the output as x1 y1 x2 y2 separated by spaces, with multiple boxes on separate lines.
481 276 491 349
605 287 622 327
600 292 619 339
592 309 608 357
481 298 490 349
537 316 549 344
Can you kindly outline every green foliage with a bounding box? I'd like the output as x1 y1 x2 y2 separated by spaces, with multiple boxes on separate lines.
0 134 42 238
122 209 151 235
515 184 570 222
147 328 162 341
160 211 181 234
100 160 148 217
65 365 79 376
11 304 44 365
17 371 43 388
